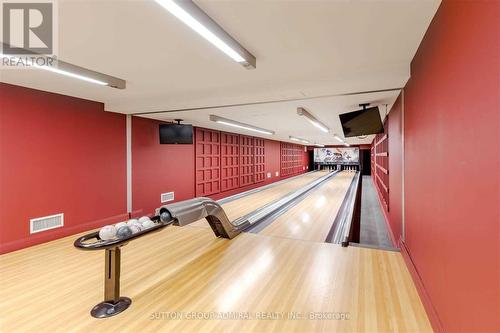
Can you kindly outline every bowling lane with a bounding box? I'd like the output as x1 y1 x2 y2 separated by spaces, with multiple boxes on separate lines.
189 171 328 228
0 225 432 332
258 171 355 242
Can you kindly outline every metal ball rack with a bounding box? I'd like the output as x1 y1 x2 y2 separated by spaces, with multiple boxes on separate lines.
74 197 238 318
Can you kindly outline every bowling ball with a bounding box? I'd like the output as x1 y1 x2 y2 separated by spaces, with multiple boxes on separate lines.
115 222 127 230
160 210 172 223
116 225 133 239
142 219 156 230
127 219 139 226
131 221 143 230
129 224 141 234
138 216 151 224
99 225 117 241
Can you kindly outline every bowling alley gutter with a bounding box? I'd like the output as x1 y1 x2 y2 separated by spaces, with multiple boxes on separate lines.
244 171 342 234
325 172 362 245
217 170 320 205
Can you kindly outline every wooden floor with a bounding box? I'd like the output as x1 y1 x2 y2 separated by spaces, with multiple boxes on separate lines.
260 171 355 242
191 171 328 228
0 227 432 332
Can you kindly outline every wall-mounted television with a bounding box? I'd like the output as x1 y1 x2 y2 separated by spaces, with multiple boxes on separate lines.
339 106 384 137
159 124 193 144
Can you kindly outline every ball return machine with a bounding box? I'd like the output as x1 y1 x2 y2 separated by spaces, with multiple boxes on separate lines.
74 197 241 318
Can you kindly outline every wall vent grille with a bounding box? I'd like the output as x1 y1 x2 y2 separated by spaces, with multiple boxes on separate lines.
161 192 175 203
30 213 64 234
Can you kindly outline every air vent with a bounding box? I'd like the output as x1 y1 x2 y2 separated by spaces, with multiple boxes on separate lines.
161 192 175 203
30 213 64 234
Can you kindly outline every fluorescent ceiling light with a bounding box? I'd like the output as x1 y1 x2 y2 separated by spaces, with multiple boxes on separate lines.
155 0 256 69
37 63 108 85
0 51 125 88
332 133 350 146
333 134 344 143
209 115 274 135
289 136 309 144
297 107 329 133
313 143 325 147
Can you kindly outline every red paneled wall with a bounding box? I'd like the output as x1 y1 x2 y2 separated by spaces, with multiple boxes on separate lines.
195 129 308 199
387 95 403 243
195 128 220 196
384 1 499 331
132 117 195 215
0 83 127 254
372 131 389 210
254 138 265 183
239 135 254 187
220 132 240 192
370 95 404 247
280 142 304 177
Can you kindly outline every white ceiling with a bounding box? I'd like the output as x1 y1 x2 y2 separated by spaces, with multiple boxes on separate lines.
143 91 398 146
0 0 440 145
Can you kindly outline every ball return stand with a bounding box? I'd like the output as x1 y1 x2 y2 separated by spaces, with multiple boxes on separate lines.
74 197 241 318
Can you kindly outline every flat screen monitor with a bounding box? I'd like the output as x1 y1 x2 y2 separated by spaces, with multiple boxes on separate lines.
159 124 193 144
339 106 384 137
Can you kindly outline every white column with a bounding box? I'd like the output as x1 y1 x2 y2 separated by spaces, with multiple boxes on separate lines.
401 89 406 243
126 114 132 213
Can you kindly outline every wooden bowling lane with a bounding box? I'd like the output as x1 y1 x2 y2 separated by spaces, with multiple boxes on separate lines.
0 226 432 332
190 171 329 228
258 171 355 242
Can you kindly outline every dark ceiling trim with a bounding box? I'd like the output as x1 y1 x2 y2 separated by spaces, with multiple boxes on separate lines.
133 87 403 116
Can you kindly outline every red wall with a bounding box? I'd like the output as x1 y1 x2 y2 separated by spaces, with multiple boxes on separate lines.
131 117 195 216
265 140 281 180
208 138 289 201
0 83 127 254
372 93 404 245
400 1 499 331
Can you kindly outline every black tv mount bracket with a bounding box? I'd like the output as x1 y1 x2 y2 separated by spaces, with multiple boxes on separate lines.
174 119 183 125
359 103 370 109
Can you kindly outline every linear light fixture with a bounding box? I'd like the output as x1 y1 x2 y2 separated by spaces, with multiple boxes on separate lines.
0 48 125 88
333 133 350 147
333 134 344 143
297 107 329 133
209 115 274 135
289 136 309 144
313 143 325 147
155 0 256 69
